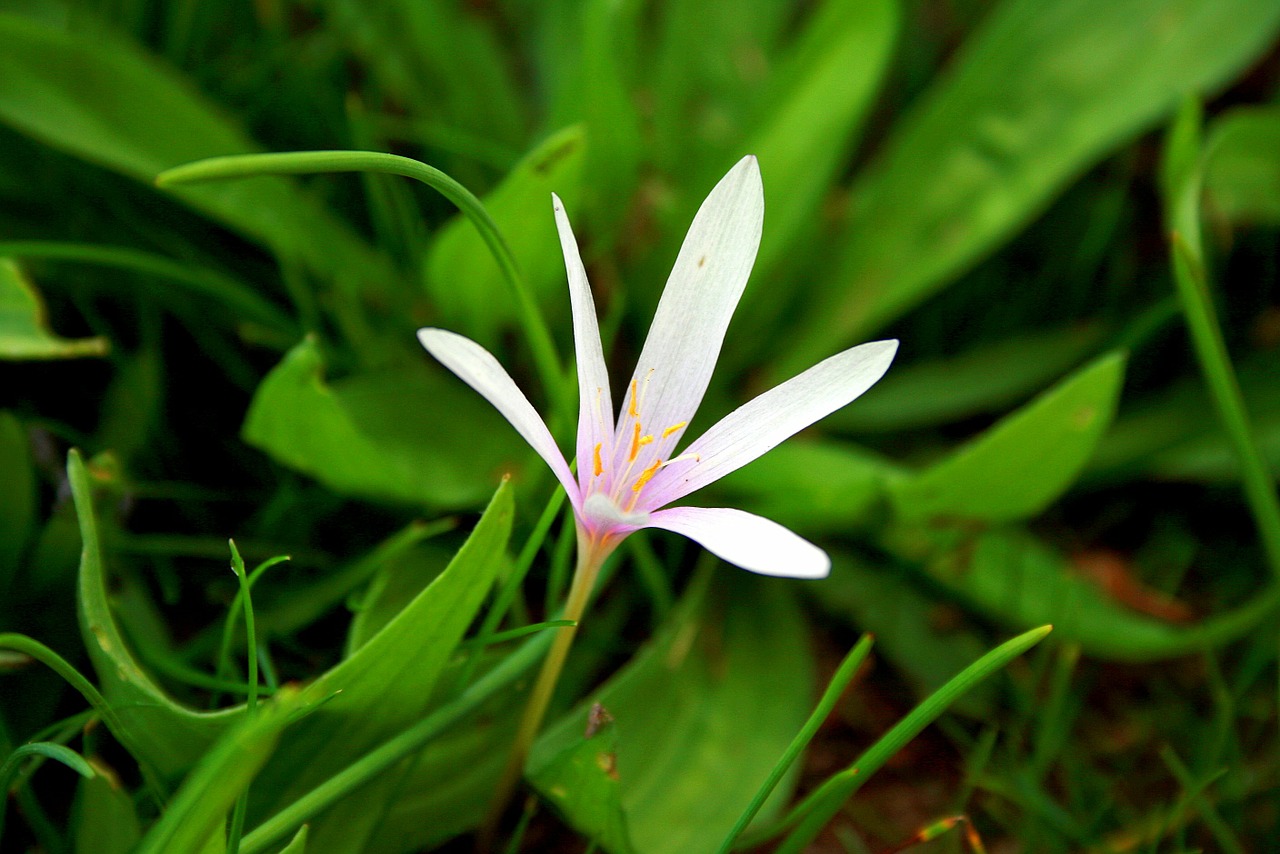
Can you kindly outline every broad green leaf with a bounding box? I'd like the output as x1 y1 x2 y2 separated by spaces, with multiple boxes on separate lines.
784 0 1280 372
74 762 143 854
828 325 1105 432
650 0 795 174
359 686 521 851
425 126 585 346
0 14 392 286
243 338 524 508
0 260 107 359
712 441 898 534
890 352 1126 523
317 0 526 156
279 826 309 854
247 481 514 850
132 687 302 854
746 0 897 278
529 714 634 854
69 449 241 782
0 412 35 590
1203 106 1280 227
344 543 453 656
578 0 644 239
1094 354 1280 483
531 572 812 854
888 523 1277 661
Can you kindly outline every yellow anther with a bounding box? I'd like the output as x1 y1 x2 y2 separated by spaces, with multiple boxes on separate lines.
593 442 603 477
661 421 688 439
632 459 662 493
628 379 639 418
628 422 643 461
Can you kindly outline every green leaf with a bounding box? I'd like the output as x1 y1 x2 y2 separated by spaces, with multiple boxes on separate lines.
278 825 309 854
424 126 586 347
344 543 453 656
784 0 1280 371
889 352 1126 523
0 412 35 591
531 572 813 854
1203 106 1280 227
0 259 107 359
888 524 1278 661
69 449 241 783
243 337 526 508
0 14 392 286
132 687 303 854
247 480 514 850
827 325 1106 432
711 440 898 534
73 763 143 854
746 0 897 278
529 713 635 854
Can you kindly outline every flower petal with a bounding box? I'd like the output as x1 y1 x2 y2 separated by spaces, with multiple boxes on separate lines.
647 506 830 578
649 339 898 505
619 156 763 455
418 328 579 506
552 194 614 482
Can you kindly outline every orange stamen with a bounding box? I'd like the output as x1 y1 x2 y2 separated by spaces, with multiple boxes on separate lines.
628 379 639 418
593 443 603 477
661 421 688 439
632 459 662 493
629 422 642 461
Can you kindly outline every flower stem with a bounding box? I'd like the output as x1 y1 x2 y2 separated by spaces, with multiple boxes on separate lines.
480 535 606 847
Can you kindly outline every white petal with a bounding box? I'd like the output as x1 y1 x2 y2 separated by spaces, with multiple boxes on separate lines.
649 340 898 505
619 156 763 454
552 194 614 479
418 328 579 505
647 506 830 579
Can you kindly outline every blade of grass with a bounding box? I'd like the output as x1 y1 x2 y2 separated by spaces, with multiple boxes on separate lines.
0 240 296 335
766 626 1053 852
156 150 569 419
237 629 554 854
212 553 290 709
454 487 567 693
1164 100 1280 578
717 633 874 853
226 540 261 854
1159 746 1245 854
0 633 165 805
0 742 95 841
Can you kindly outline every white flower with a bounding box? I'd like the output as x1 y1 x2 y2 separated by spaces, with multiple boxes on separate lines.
419 156 896 579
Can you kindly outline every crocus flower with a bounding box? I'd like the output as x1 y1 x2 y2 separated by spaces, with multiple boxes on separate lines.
419 155 896 579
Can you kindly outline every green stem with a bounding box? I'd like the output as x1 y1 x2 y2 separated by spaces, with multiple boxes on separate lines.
772 626 1052 852
226 541 260 854
480 537 608 846
719 634 874 853
1170 235 1280 577
156 151 569 418
238 631 553 854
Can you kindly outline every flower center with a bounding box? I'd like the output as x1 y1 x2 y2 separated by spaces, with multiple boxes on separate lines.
586 373 698 516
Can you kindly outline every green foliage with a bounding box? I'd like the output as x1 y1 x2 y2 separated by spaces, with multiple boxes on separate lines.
530 572 813 853
0 260 107 359
244 337 524 508
1 1 1278 851
889 352 1126 524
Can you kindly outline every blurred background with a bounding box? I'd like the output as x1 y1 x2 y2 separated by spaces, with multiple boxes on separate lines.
1 1 1279 851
